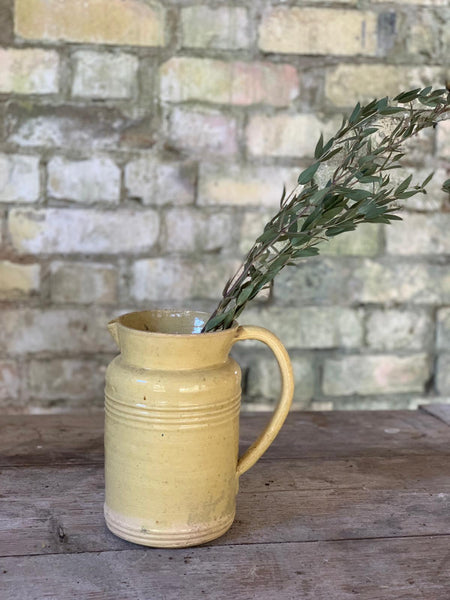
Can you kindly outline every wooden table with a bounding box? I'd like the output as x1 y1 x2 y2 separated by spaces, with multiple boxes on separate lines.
1 406 449 599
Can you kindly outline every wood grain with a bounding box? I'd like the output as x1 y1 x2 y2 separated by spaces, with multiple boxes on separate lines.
1 408 449 599
1 408 448 467
1 536 449 600
1 454 449 557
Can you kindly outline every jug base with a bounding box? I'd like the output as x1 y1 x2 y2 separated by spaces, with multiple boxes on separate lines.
104 504 235 548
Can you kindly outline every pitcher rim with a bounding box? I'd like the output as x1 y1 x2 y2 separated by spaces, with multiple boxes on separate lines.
109 308 239 339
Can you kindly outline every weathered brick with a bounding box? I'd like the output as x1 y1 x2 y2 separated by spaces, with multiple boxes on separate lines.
0 308 116 354
259 7 377 56
9 208 159 254
323 354 430 396
395 167 449 212
246 355 314 405
436 354 450 395
0 260 40 299
15 0 165 46
47 156 120 203
0 48 59 94
198 164 298 208
239 210 273 254
405 14 438 58
372 0 447 4
160 57 299 106
130 257 238 302
246 113 337 157
366 309 433 351
27 358 107 404
437 120 450 159
181 6 249 49
0 0 14 45
166 107 238 156
349 259 450 305
6 104 130 150
50 262 117 304
163 208 235 253
320 223 381 256
125 158 195 206
437 308 450 351
386 214 450 255
0 153 40 203
0 361 20 403
274 257 353 306
242 306 363 349
71 51 138 99
325 64 444 106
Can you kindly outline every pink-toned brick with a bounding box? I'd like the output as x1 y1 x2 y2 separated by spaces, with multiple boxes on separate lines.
167 107 238 156
160 57 299 106
246 113 335 157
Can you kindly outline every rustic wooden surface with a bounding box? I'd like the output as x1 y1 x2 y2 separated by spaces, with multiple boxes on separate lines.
1 406 449 599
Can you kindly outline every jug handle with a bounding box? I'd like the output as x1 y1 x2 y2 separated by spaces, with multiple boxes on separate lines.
232 325 294 477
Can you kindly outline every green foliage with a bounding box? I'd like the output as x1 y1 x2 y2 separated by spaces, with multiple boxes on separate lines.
203 87 450 333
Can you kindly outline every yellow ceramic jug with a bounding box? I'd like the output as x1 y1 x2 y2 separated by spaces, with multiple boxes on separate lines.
104 309 294 548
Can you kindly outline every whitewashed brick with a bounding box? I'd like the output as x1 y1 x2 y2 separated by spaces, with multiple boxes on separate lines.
163 208 234 253
437 120 450 159
198 164 298 208
0 48 59 94
320 223 381 256
0 154 40 203
181 6 249 49
326 64 444 106
50 262 117 304
242 306 363 350
167 107 238 156
72 51 138 99
160 57 299 107
0 361 20 402
9 208 159 254
437 308 450 350
246 113 336 157
247 356 314 404
125 158 195 205
323 354 430 396
130 257 238 302
436 354 450 395
386 214 450 255
27 358 107 403
47 156 120 203
349 259 450 305
259 8 377 56
366 309 433 351
0 308 116 354
0 261 40 299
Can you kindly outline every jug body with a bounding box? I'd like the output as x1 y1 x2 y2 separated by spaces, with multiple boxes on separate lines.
104 309 294 548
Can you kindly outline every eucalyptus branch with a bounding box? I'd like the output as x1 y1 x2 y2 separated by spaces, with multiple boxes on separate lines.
203 86 450 332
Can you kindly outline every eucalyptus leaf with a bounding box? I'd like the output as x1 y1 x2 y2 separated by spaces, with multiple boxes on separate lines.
202 86 450 332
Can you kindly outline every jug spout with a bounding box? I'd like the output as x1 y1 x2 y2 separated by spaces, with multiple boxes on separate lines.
107 319 120 349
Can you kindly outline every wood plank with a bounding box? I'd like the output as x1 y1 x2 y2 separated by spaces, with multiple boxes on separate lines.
420 403 450 426
2 454 449 557
0 413 104 467
1 536 449 600
1 409 449 467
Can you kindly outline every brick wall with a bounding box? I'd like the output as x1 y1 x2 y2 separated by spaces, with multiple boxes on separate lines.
0 0 449 413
